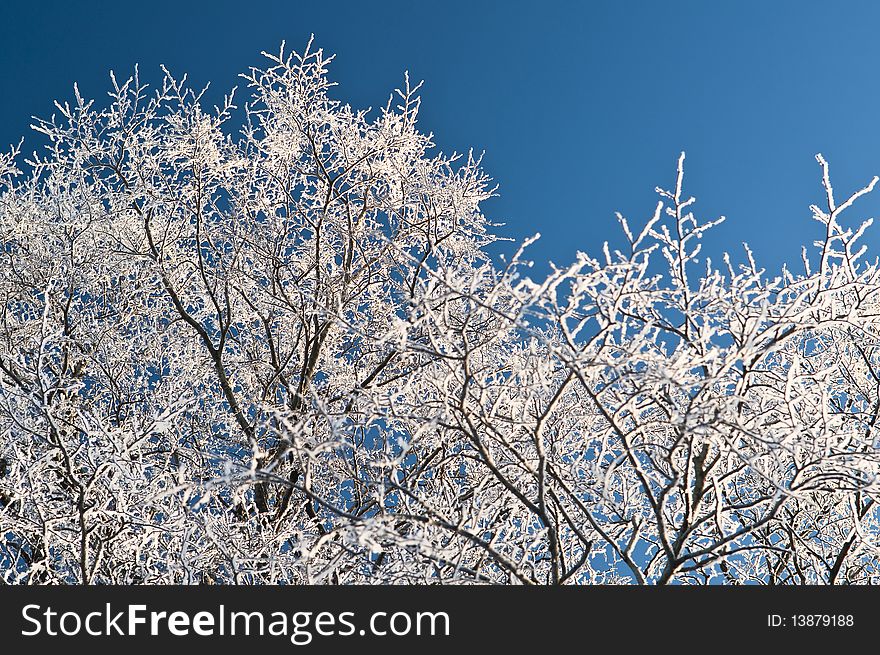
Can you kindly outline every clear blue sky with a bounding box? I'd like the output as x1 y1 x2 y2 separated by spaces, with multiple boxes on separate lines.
3 0 880 275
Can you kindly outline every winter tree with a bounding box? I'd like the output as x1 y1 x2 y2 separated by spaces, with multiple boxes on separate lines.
1 40 879 584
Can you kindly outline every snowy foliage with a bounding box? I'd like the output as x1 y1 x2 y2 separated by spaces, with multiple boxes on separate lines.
2 41 880 584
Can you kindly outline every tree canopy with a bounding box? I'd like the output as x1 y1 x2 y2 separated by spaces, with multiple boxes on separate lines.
2 41 880 584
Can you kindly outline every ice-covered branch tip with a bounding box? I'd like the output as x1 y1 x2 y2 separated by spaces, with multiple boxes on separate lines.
813 153 879 275
815 152 879 218
0 138 23 182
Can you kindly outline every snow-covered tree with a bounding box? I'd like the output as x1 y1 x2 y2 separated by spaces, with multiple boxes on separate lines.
1 41 879 584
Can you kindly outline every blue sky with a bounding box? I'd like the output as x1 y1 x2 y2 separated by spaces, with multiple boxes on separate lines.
3 0 880 276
